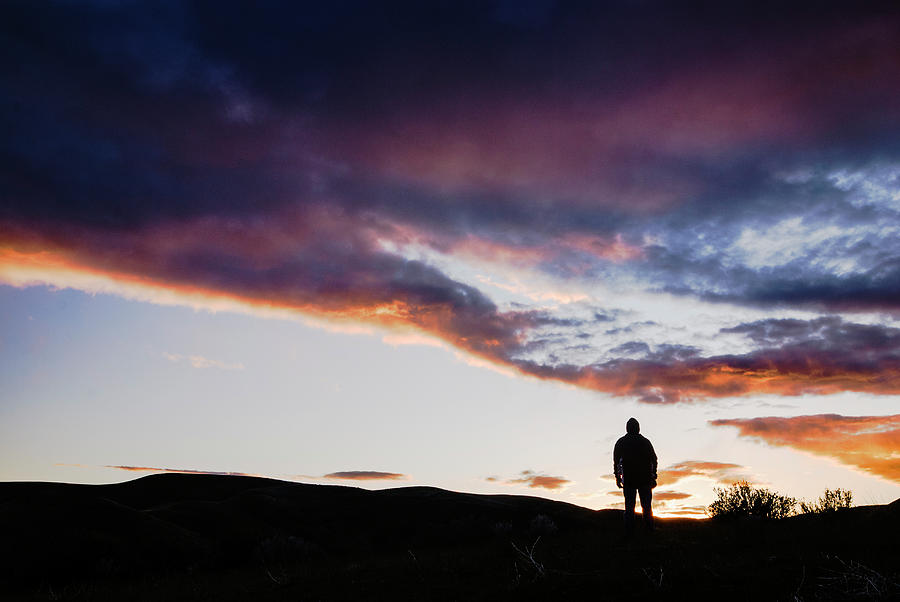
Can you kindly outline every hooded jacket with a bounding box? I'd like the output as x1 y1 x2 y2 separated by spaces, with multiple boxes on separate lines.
613 418 658 487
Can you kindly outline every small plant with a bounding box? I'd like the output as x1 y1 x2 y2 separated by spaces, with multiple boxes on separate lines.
528 513 558 536
707 480 797 519
511 536 545 580
817 556 899 599
799 488 853 514
491 520 513 537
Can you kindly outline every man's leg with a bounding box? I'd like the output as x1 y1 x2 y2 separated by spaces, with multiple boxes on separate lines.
623 485 637 535
638 485 654 531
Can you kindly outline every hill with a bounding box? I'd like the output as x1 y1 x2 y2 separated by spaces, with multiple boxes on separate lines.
1 474 897 600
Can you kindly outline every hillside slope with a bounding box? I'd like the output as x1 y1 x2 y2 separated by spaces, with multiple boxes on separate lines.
1 475 897 600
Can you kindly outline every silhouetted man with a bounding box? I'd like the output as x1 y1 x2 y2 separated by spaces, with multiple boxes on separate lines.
614 417 657 534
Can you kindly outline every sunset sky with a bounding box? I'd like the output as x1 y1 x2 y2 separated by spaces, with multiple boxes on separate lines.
1 1 899 517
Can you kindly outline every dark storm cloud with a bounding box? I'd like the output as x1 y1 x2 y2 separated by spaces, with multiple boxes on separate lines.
609 341 651 357
3 1 900 402
641 237 900 314
4 1 900 232
729 263 900 312
512 314 900 401
721 317 899 350
646 344 702 362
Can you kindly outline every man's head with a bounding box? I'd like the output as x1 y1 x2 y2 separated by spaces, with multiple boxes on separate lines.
626 417 640 434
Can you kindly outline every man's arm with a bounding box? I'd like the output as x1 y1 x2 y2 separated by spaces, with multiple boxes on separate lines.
648 441 658 488
613 439 623 488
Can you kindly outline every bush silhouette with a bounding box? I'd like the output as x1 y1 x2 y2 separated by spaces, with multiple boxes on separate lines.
707 481 797 519
799 488 853 514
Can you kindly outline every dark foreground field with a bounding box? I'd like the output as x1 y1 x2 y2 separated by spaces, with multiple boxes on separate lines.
1 475 897 601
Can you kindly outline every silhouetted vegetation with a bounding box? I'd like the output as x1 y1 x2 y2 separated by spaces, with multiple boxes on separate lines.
706 480 797 519
800 488 853 514
707 482 858 521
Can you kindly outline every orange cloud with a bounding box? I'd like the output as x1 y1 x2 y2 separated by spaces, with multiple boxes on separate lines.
653 490 693 501
654 495 709 519
710 414 900 482
605 488 705 517
504 470 571 490
657 460 748 486
664 506 710 518
322 471 407 481
522 350 900 403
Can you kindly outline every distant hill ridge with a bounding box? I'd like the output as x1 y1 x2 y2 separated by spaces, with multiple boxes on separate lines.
0 474 614 581
1 474 897 601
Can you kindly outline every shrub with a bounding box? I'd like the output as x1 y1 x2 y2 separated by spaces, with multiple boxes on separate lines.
491 520 513 537
707 481 797 519
528 514 558 536
799 488 853 514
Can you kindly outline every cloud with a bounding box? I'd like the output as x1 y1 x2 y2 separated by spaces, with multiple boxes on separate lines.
710 414 900 482
704 263 900 313
503 470 571 490
3 2 900 406
8 242 900 402
5 3 900 258
657 461 748 486
609 341 651 357
105 465 260 477
652 491 694 501
514 326 900 402
322 471 407 481
604 487 705 517
665 506 710 517
98 465 411 483
162 352 245 371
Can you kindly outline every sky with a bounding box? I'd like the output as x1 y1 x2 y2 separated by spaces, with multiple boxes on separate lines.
1 1 899 518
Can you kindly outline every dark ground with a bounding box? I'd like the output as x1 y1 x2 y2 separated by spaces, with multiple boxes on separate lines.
1 474 897 601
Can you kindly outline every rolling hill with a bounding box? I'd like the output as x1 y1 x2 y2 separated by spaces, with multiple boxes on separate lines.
1 474 896 600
